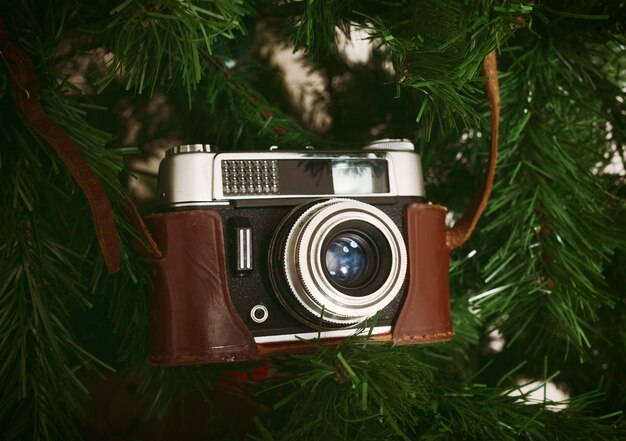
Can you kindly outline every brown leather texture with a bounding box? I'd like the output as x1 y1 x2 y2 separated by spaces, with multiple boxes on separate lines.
392 204 453 345
0 18 121 273
144 210 259 365
446 50 500 249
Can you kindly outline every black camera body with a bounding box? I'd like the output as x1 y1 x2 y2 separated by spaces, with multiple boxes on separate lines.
146 140 452 364
218 201 418 343
155 140 424 345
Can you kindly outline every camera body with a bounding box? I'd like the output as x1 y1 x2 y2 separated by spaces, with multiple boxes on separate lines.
144 140 453 365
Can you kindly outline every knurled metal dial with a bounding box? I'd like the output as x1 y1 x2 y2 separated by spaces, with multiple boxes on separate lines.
166 144 212 156
364 138 414 151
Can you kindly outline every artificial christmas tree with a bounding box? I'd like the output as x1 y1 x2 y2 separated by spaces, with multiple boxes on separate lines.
0 1 624 440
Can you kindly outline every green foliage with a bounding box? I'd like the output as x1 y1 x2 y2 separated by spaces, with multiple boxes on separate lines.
89 0 252 98
286 0 356 58
0 0 625 440
277 0 535 139
0 102 115 440
357 0 531 139
0 2 150 438
201 59 323 149
474 1 625 357
254 339 436 441
254 337 625 441
137 363 233 417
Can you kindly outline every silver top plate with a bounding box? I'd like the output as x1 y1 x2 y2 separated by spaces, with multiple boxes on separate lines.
157 149 425 207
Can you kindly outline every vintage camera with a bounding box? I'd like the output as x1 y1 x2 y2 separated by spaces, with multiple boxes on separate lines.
143 140 453 365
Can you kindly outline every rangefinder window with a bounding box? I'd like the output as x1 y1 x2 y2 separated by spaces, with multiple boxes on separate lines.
331 159 389 194
277 159 334 194
276 159 389 195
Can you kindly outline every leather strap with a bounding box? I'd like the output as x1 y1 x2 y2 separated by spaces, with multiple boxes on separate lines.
446 50 500 249
0 18 124 272
124 196 163 259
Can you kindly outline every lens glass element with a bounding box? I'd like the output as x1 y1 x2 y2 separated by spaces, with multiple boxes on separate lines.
325 236 366 283
323 232 379 291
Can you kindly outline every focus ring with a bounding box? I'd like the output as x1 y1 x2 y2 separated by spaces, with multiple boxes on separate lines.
282 198 407 326
283 199 357 324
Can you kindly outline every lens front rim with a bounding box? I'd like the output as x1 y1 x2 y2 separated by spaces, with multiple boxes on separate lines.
269 199 352 327
302 206 405 311
281 199 407 325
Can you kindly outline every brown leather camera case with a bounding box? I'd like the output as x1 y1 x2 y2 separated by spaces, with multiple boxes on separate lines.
144 210 259 365
143 202 453 364
392 204 452 344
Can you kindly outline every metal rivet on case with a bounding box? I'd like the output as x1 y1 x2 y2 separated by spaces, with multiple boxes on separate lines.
250 305 269 323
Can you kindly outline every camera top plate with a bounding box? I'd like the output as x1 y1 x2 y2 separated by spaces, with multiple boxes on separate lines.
157 142 425 208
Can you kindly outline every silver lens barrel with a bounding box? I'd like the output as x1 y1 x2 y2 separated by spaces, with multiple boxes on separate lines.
274 198 407 327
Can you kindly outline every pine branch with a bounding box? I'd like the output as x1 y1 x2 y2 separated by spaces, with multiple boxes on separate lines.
0 117 109 440
359 1 531 140
1 1 624 440
200 58 324 148
286 0 356 58
0 3 153 436
262 0 532 139
472 3 626 357
252 336 625 440
254 339 436 441
86 0 252 100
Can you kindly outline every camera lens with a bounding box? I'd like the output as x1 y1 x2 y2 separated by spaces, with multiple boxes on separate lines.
268 198 407 328
324 234 372 286
320 220 394 298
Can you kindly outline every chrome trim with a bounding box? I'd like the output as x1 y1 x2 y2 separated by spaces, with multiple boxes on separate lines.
213 151 405 201
250 305 269 324
245 228 252 270
234 224 253 271
282 199 407 325
239 229 245 270
166 144 212 155
157 148 425 206
364 138 414 151
387 151 425 197
160 201 230 207
254 325 391 344
157 151 215 206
